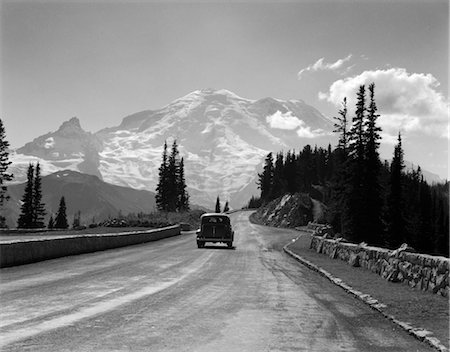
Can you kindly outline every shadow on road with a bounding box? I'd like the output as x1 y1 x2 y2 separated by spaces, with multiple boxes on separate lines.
200 246 236 250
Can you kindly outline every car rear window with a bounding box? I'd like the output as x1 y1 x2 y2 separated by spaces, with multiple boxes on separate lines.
203 216 229 224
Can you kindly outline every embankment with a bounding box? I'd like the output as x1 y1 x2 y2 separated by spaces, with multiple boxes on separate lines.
0 225 181 268
309 229 449 297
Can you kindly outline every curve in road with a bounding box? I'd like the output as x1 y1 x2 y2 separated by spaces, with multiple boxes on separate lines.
0 211 434 351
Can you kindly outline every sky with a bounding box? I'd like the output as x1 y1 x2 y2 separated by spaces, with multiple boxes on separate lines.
1 0 448 179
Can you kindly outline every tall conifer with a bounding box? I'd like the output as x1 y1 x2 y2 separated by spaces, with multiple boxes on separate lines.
386 133 406 247
177 157 189 211
257 153 274 202
363 83 383 244
333 98 349 153
0 119 13 207
54 196 69 229
32 162 46 228
156 140 189 212
271 153 285 199
17 164 35 228
344 85 367 241
167 140 180 212
155 141 169 211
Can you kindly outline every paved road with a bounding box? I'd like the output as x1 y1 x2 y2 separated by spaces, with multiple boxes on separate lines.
0 211 433 351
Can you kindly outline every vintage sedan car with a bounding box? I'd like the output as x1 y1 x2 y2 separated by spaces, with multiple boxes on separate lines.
196 213 234 248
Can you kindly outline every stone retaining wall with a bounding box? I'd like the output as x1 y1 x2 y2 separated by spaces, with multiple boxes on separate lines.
310 234 449 297
0 225 181 268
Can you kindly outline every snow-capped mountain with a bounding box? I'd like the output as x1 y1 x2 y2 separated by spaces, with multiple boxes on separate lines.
9 89 335 208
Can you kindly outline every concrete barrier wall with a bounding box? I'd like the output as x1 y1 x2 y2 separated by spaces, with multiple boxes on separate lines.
310 235 449 297
0 225 181 268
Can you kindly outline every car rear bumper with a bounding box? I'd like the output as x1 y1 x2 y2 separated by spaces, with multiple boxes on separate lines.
197 237 233 243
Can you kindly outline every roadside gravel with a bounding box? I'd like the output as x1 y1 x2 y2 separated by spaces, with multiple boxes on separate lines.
285 231 449 352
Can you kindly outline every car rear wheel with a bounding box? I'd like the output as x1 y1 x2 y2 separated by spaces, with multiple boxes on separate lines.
197 241 205 248
227 242 233 248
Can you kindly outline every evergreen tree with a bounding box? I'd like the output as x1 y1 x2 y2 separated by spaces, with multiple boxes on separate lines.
298 146 314 192
17 164 35 228
344 85 367 242
284 150 298 193
32 162 46 228
386 133 406 247
54 196 69 229
416 177 432 252
257 152 274 202
363 83 383 244
215 196 221 213
167 140 180 212
177 157 190 211
48 215 54 229
271 152 285 199
223 201 230 213
333 98 349 152
247 195 262 209
155 141 169 211
433 189 449 256
156 140 190 212
0 118 13 207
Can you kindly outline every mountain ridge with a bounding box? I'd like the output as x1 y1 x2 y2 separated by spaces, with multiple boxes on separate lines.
8 88 442 209
3 170 157 228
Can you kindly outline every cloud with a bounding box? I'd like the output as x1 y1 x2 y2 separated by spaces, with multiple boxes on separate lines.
298 54 353 79
266 111 329 139
319 68 449 139
266 111 303 130
297 126 327 139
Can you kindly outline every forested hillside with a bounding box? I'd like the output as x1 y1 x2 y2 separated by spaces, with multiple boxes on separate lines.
255 84 449 257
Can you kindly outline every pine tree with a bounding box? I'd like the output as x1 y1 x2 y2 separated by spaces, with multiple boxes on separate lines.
177 157 190 211
343 85 367 242
0 118 13 207
54 196 69 229
17 164 35 228
386 133 406 247
333 98 349 152
156 140 190 212
48 215 54 229
363 83 383 245
271 152 285 199
257 152 274 202
32 162 46 228
155 141 169 211
223 201 230 213
284 150 298 193
167 140 180 212
215 196 221 213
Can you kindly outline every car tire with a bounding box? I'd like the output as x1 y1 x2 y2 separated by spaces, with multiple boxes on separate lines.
227 242 233 248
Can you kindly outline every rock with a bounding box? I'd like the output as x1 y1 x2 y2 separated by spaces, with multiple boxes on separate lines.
316 240 323 253
348 252 360 267
437 259 449 274
330 246 338 259
432 274 448 294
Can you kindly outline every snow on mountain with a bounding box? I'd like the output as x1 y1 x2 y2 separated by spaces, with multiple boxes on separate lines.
9 89 335 208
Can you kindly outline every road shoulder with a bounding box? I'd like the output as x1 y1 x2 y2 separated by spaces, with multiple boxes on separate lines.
284 232 449 352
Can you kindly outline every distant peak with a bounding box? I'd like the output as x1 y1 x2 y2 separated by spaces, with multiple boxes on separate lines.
199 88 217 94
56 117 85 134
189 88 251 101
